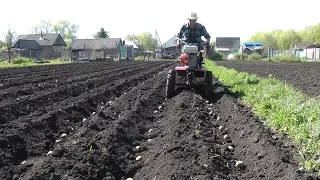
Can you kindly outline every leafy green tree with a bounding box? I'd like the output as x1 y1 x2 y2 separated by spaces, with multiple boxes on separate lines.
301 24 320 43
125 32 158 51
31 20 53 34
93 28 109 38
0 40 5 48
125 32 158 60
248 30 302 50
53 20 79 40
31 20 78 39
248 32 278 49
5 29 17 48
30 20 79 50
247 23 320 50
0 40 6 51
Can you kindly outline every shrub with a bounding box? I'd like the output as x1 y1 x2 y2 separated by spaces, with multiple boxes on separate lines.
248 53 262 60
271 53 298 62
135 56 145 61
208 50 223 61
299 57 311 61
233 52 248 60
11 57 33 64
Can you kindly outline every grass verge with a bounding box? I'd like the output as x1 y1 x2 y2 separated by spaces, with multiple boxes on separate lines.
204 60 320 173
0 58 72 68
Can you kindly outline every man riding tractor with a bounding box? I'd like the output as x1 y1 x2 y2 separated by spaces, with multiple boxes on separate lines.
177 12 211 67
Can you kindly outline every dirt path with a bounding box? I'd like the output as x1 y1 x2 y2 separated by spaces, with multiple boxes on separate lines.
0 61 318 180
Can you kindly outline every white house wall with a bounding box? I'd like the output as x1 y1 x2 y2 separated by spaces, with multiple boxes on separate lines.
297 48 320 59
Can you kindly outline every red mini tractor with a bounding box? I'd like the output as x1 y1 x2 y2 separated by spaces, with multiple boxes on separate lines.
165 39 213 99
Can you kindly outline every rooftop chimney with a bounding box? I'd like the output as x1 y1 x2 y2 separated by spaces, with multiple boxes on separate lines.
39 31 44 40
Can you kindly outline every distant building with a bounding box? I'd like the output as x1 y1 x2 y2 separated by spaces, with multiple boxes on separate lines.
70 38 123 61
162 35 178 54
12 33 67 59
124 40 141 57
293 42 320 59
215 37 240 57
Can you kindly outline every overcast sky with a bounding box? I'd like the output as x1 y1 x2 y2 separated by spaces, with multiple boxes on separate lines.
0 0 319 44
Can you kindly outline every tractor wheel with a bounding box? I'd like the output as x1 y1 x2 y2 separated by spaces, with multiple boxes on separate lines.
166 69 176 98
204 71 213 99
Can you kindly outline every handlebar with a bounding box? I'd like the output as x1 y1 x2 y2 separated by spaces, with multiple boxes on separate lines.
177 38 209 47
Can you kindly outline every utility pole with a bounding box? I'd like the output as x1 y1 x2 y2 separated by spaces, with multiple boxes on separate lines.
291 29 298 59
154 29 163 49
291 30 293 46
155 29 164 58
7 43 10 63
241 44 243 60
268 45 270 61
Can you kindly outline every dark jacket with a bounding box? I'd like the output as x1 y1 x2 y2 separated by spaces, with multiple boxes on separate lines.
177 23 211 43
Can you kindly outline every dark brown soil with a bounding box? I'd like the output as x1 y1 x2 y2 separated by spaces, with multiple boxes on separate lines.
215 61 320 97
0 60 318 180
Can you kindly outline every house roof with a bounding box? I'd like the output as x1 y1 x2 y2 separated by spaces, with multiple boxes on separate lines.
12 39 42 50
71 38 122 50
14 33 66 46
307 44 320 48
163 35 177 49
216 37 240 48
243 42 262 47
293 42 315 49
125 40 139 49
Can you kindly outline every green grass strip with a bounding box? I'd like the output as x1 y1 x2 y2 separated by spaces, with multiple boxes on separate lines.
0 59 72 69
204 60 320 172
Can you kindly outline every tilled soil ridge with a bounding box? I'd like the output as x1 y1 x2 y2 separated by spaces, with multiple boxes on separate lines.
131 86 318 179
0 61 318 180
0 61 174 179
12 66 172 180
133 91 233 179
212 93 318 179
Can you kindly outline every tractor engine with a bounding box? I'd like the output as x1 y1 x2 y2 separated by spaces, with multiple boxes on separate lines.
180 45 199 67
180 53 188 66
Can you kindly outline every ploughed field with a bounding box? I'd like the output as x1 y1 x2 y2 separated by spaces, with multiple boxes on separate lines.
0 61 318 180
215 61 320 97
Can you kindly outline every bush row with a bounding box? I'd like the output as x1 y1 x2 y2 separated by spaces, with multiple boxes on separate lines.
206 50 309 62
230 52 310 62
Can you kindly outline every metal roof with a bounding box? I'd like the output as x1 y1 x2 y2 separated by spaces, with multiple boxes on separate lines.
243 42 262 46
216 37 240 49
305 44 320 48
71 38 122 50
163 35 177 48
293 42 315 49
12 39 42 50
13 33 66 46
125 40 139 49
